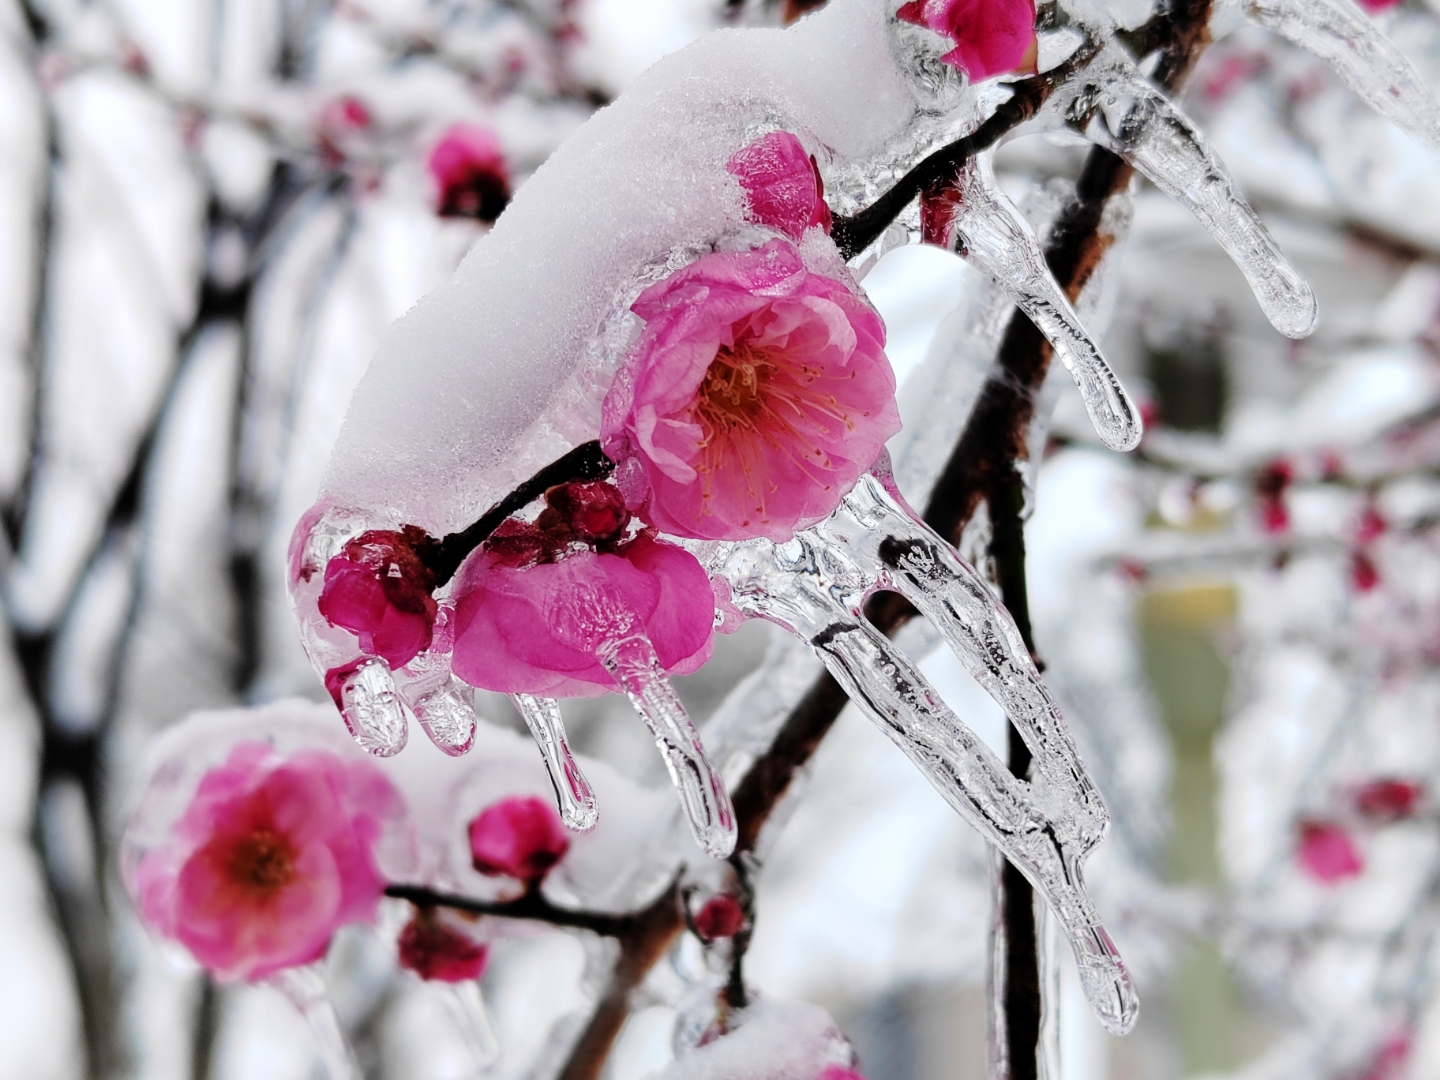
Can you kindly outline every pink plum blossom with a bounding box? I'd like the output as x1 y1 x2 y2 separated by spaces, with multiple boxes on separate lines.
897 0 1038 81
430 123 511 223
726 131 832 240
450 527 715 696
130 743 400 982
397 908 489 982
1297 820 1364 884
600 239 900 542
818 1068 869 1080
317 526 439 669
468 796 570 882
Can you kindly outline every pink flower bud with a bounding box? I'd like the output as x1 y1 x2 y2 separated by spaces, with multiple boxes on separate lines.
896 0 1038 81
1354 778 1423 822
397 908 489 982
317 527 439 669
726 131 832 241
468 796 570 882
1351 550 1380 592
1297 820 1363 884
1255 459 1292 534
547 481 631 545
600 239 900 542
429 123 511 223
693 894 745 941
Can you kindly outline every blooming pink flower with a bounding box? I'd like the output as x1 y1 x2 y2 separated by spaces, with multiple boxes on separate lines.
468 796 570 882
1297 820 1364 884
897 0 1038 82
693 894 746 941
450 528 715 695
430 123 511 223
1354 778 1423 822
601 239 900 542
726 131 832 241
131 743 400 982
397 908 489 982
317 527 439 669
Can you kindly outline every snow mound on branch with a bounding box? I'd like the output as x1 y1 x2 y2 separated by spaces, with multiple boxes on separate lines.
322 0 919 535
656 998 856 1080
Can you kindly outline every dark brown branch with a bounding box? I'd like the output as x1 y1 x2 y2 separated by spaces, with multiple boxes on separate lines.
384 883 633 938
426 441 615 586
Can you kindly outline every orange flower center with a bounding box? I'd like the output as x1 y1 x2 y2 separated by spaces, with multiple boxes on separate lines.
697 343 773 435
227 829 297 896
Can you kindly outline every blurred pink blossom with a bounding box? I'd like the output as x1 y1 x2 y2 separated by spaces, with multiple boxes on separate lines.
398 908 489 982
1354 778 1423 822
450 530 715 695
1297 820 1364 884
131 743 399 981
317 527 439 669
430 123 512 223
468 796 570 882
896 0 1037 81
693 894 745 941
600 239 899 542
726 131 832 240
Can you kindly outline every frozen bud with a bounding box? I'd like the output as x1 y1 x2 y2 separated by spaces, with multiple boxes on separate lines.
693 894 746 941
547 481 631 545
1254 460 1292 534
429 124 511 223
468 796 570 882
451 533 715 696
726 131 832 241
600 239 900 542
1351 550 1380 592
1297 820 1363 884
1354 778 1423 822
324 96 373 130
127 743 402 981
317 527 439 669
398 908 489 982
896 0 1038 81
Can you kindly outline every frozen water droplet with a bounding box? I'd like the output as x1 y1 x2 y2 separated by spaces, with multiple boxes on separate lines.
1066 48 1318 339
268 966 362 1080
948 155 1142 452
337 659 408 757
408 677 478 756
1243 0 1440 151
435 980 501 1068
512 694 599 832
600 638 736 859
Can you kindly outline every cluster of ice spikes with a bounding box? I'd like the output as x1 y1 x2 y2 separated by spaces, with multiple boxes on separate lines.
280 0 1440 1042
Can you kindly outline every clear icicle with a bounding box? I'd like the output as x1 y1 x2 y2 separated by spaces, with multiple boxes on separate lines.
335 658 409 757
407 678 478 756
511 693 599 832
436 980 501 1070
948 154 1142 452
600 637 737 859
1065 47 1318 339
268 966 362 1080
701 469 1138 1034
1243 0 1440 150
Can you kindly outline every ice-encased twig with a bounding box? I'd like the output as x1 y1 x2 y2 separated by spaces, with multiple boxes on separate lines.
269 966 361 1080
334 658 409 757
436 980 502 1069
1242 0 1440 151
947 154 1143 452
601 637 737 859
1062 47 1318 339
511 693 599 832
701 473 1138 1034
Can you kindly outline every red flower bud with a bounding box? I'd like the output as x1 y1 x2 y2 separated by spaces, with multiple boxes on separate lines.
468 796 570 882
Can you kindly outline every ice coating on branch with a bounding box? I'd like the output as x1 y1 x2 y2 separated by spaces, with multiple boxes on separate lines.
698 466 1138 1034
923 153 1142 451
322 0 921 536
1234 0 1440 151
1057 47 1318 339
